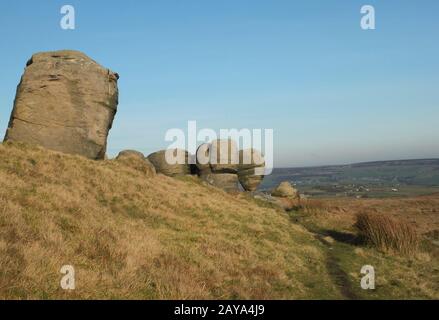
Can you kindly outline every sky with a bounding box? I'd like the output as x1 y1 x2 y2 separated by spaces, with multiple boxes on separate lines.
0 0 438 167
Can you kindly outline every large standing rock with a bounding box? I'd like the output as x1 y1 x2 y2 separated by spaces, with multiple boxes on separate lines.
115 150 156 177
237 149 265 191
4 50 119 159
147 149 191 177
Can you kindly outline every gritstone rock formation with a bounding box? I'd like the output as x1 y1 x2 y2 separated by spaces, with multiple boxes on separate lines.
147 149 191 177
116 150 156 177
4 50 119 160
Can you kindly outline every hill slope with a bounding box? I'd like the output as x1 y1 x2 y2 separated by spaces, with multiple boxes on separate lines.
0 142 336 299
1 142 437 300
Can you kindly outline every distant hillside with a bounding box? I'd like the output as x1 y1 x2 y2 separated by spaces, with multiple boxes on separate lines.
261 159 439 198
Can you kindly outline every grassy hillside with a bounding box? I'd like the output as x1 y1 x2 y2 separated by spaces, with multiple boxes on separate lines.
0 142 437 299
0 142 337 299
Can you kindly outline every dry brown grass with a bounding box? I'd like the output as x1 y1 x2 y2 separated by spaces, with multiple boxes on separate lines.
355 212 419 255
292 197 439 299
0 142 337 300
299 196 439 237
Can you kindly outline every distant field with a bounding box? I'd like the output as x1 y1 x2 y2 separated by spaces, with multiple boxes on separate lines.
261 159 439 198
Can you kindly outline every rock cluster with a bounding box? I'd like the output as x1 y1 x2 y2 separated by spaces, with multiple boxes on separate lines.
4 50 119 160
4 50 268 193
146 140 266 192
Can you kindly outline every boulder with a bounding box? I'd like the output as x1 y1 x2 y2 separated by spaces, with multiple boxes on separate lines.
200 173 240 192
209 139 239 173
115 150 156 177
4 50 119 160
271 181 299 198
147 149 191 177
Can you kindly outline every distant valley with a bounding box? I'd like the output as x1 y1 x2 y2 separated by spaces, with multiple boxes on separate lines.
261 159 439 198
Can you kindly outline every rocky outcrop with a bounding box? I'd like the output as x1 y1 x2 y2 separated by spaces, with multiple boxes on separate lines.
237 149 265 191
115 150 156 177
4 50 119 160
147 149 191 177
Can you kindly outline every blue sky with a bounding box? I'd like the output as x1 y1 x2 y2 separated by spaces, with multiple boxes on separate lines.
0 0 438 167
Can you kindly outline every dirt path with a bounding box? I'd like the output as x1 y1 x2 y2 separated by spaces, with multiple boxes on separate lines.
316 236 359 300
292 213 360 299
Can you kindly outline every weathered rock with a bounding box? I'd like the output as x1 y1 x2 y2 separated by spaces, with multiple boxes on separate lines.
115 150 156 177
147 149 191 177
4 50 119 160
238 168 264 192
209 139 239 173
237 149 265 191
200 173 240 192
271 181 299 198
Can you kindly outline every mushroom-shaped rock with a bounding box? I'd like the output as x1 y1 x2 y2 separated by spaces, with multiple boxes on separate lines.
116 150 156 177
4 50 119 160
147 149 191 177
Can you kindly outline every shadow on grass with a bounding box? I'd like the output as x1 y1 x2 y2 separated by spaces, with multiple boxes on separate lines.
322 229 363 246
